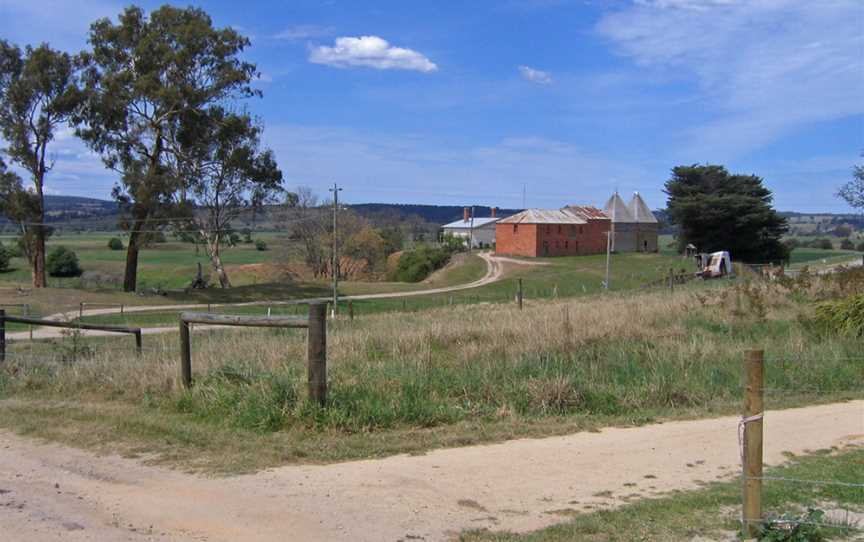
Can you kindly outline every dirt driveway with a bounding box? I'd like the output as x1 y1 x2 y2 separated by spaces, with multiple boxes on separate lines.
1 400 861 542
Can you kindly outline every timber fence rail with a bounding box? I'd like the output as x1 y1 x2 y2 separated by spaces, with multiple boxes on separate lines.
178 302 328 405
739 349 864 539
0 308 142 363
0 303 33 340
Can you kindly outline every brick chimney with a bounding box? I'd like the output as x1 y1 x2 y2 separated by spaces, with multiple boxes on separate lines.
490 207 497 218
463 207 470 223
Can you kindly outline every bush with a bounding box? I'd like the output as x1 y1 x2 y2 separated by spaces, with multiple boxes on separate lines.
391 245 451 282
46 246 83 277
840 238 855 250
107 237 124 250
254 239 268 251
857 241 864 252
814 293 864 336
0 243 10 272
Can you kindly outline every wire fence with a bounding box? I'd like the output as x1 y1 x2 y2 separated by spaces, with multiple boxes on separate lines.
740 349 864 537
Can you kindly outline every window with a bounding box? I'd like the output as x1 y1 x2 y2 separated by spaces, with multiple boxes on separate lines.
513 224 518 233
565 240 569 249
557 225 562 234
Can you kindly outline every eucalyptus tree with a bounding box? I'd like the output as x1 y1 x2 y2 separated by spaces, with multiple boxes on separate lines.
75 5 259 291
179 107 282 288
0 41 83 287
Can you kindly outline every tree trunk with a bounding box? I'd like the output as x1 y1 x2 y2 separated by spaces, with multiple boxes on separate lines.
123 221 143 292
206 239 231 288
32 232 46 288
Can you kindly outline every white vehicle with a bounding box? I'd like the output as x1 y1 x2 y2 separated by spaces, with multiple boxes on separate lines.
696 251 733 278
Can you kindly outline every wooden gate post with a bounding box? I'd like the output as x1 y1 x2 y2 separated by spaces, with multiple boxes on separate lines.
517 278 523 310
179 317 192 389
307 302 327 406
0 309 6 364
742 349 765 538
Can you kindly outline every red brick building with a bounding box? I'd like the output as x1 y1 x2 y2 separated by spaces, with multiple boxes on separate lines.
495 206 611 257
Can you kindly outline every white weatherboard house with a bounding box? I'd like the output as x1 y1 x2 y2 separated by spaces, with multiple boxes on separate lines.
441 208 500 248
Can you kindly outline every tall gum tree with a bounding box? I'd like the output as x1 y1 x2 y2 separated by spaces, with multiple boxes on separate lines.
180 107 283 288
0 42 83 288
75 6 258 291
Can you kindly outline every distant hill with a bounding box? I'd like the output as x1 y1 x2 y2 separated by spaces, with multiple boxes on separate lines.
1 197 520 231
349 204 520 225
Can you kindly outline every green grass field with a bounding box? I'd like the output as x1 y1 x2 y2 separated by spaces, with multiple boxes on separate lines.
0 232 280 290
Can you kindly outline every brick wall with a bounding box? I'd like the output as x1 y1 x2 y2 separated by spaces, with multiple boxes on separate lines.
496 219 610 257
495 223 539 257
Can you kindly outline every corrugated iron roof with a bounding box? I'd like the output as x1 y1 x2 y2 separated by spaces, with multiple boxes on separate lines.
565 205 610 221
497 209 587 224
441 217 501 229
603 193 635 223
627 192 658 224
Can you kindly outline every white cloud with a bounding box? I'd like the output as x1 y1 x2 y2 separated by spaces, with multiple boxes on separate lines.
275 24 334 41
518 65 553 85
597 0 864 158
309 36 438 72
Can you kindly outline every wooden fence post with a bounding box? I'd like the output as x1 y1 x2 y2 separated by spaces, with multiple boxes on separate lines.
134 329 142 355
179 317 192 389
669 268 674 293
742 349 765 539
79 302 84 320
307 302 327 406
347 300 354 321
517 278 523 310
0 309 5 364
26 304 32 341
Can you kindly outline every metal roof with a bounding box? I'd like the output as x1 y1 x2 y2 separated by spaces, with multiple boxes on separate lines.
627 192 658 224
603 193 635 223
441 217 501 229
497 209 588 224
564 205 610 221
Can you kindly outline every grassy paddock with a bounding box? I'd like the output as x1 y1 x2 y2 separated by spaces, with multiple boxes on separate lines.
1 268 862 472
461 446 864 542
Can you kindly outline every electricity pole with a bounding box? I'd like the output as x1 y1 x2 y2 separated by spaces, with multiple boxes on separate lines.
329 183 342 317
469 205 475 252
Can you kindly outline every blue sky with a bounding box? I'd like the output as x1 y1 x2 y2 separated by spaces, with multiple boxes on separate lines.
0 0 862 212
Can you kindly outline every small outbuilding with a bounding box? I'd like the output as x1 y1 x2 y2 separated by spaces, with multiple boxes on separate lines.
495 206 610 257
441 207 501 248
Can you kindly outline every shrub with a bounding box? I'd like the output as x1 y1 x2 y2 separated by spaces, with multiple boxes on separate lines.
857 241 864 252
107 237 124 250
840 238 855 250
254 239 268 251
0 243 10 272
814 293 864 336
391 245 451 282
46 246 83 277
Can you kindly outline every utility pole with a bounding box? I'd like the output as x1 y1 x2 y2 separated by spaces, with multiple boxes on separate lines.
604 230 612 290
469 205 475 252
329 183 342 318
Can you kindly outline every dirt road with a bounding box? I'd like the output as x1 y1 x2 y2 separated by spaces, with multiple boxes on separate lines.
8 252 508 341
1 400 861 542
